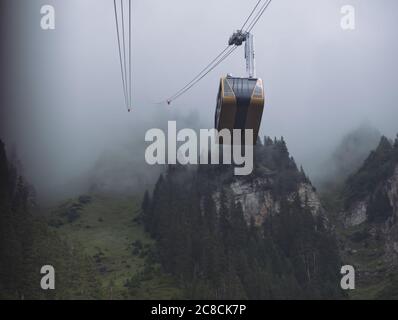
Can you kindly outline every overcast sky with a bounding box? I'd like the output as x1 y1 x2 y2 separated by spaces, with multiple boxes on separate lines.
1 0 398 198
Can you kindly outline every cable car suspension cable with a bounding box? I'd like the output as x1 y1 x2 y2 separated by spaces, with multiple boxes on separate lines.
163 0 273 105
113 0 128 108
246 0 273 32
165 45 232 103
120 1 129 107
168 45 238 103
129 0 132 109
240 0 263 32
113 0 133 111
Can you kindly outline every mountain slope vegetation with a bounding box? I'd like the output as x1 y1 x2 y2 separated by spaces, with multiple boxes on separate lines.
0 140 101 299
47 194 181 299
3 133 398 300
322 135 398 299
142 138 344 299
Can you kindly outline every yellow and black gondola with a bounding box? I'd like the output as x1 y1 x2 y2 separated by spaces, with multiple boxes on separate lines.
215 75 265 144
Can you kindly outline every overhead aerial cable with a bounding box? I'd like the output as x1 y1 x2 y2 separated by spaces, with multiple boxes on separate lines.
129 0 132 109
239 0 263 31
164 45 231 104
165 45 237 104
113 0 133 112
163 0 273 105
246 0 273 32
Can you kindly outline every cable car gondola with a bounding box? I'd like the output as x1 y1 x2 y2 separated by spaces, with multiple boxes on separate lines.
214 31 265 145
162 1 273 140
215 75 264 145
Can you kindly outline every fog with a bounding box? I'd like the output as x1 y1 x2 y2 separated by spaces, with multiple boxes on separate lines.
1 0 398 201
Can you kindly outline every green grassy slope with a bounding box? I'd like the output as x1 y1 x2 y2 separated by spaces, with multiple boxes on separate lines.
47 194 181 300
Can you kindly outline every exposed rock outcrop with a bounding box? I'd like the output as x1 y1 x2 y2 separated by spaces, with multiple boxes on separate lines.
226 179 322 226
338 137 398 298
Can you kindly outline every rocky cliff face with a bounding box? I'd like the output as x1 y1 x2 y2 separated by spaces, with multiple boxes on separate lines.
387 165 398 222
218 178 323 227
343 136 398 230
343 164 398 268
218 137 326 227
201 137 327 227
385 165 398 262
344 165 398 228
337 136 398 298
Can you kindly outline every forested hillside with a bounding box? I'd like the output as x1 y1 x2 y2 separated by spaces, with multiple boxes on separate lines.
3 134 398 300
142 138 344 299
0 140 101 299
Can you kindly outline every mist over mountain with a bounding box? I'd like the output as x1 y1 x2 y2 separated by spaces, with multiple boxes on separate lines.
2 0 398 202
33 108 205 203
313 124 382 190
